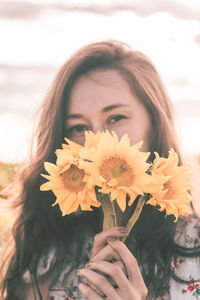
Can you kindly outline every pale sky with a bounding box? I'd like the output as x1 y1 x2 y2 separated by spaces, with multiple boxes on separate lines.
0 0 200 162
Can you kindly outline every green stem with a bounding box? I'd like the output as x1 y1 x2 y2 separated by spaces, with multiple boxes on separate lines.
121 195 146 243
96 190 147 243
97 192 117 230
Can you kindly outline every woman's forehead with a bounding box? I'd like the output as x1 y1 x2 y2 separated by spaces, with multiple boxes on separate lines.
68 69 139 112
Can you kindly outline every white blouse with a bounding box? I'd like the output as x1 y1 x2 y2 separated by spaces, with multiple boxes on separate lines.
23 213 200 300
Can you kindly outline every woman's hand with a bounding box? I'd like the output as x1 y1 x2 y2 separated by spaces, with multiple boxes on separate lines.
77 227 148 300
91 226 129 261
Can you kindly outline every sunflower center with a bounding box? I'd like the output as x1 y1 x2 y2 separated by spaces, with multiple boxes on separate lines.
100 157 133 186
61 165 86 192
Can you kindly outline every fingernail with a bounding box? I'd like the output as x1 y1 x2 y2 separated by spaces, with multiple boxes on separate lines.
118 227 129 234
77 269 83 275
107 237 116 243
85 261 93 268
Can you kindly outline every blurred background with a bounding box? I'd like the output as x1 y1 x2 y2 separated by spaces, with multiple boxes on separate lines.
0 0 200 248
1 0 200 163
0 0 200 178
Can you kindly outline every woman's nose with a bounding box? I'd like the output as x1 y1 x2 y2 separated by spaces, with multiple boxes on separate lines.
91 123 105 134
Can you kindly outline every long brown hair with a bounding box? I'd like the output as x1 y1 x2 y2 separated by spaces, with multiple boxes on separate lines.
0 40 189 299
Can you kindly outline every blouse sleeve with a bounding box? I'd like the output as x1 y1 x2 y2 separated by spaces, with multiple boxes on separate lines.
23 247 56 283
169 214 200 299
23 233 94 300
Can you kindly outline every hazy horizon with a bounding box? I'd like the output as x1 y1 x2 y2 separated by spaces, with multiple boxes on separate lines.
0 0 200 163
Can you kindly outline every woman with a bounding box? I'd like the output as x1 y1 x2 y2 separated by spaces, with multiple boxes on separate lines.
1 40 200 300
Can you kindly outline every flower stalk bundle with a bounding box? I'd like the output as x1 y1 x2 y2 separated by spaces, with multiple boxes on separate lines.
40 131 193 242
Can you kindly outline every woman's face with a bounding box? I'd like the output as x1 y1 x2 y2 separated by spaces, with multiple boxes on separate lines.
66 69 152 151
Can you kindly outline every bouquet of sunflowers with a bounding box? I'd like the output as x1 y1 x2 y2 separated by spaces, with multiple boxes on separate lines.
40 131 192 241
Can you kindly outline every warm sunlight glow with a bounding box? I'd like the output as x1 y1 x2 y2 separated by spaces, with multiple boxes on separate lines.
0 1 200 162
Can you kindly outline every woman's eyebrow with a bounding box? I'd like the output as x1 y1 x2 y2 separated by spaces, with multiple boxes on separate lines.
66 113 82 119
102 104 130 112
66 104 130 119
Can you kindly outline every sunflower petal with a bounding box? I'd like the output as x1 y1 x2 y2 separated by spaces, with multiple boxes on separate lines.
116 192 126 212
44 162 57 174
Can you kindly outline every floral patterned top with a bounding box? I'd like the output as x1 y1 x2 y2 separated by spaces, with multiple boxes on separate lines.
23 213 200 300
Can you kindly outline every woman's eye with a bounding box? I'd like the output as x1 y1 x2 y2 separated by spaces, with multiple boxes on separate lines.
67 124 89 136
108 115 127 125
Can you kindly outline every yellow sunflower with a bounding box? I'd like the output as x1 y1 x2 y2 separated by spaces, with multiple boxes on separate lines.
147 149 192 220
55 138 81 167
84 130 102 148
80 131 156 212
40 140 100 215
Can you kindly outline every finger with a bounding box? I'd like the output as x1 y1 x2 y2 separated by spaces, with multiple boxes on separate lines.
78 282 103 300
91 227 129 258
77 268 121 300
87 260 126 278
85 279 106 298
86 260 130 295
86 260 126 289
113 260 127 277
90 244 121 262
107 238 145 287
107 261 127 289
